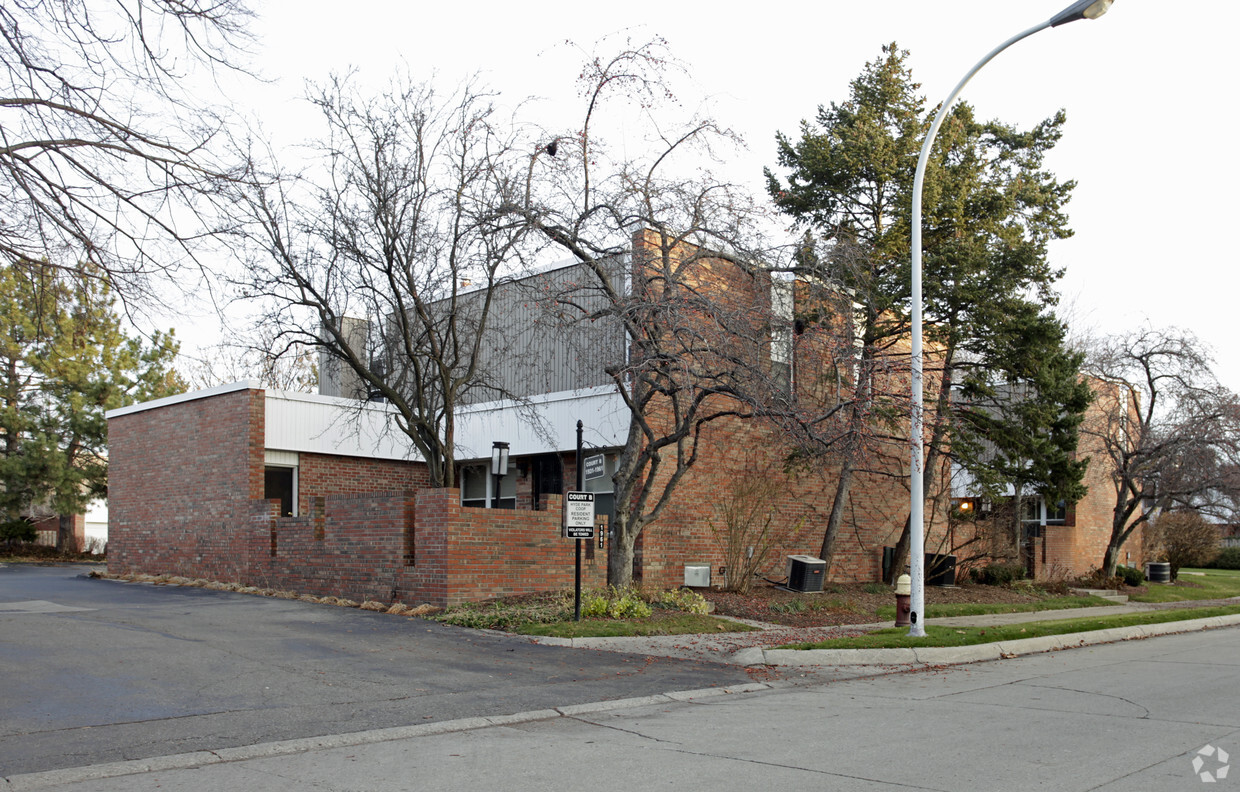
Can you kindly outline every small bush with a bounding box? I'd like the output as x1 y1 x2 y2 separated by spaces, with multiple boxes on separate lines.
1079 568 1124 590
972 564 1026 586
1115 566 1145 587
1204 547 1240 570
582 588 652 619
1148 511 1222 580
653 588 709 615
862 582 888 595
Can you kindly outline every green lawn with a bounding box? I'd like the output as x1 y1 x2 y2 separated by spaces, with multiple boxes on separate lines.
778 604 1240 650
875 595 1109 621
517 613 760 638
1129 568 1240 603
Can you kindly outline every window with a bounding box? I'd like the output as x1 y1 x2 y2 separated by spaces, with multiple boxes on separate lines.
1046 499 1068 524
461 465 488 508
460 462 516 509
770 280 794 395
264 467 295 517
1021 496 1067 527
264 450 299 517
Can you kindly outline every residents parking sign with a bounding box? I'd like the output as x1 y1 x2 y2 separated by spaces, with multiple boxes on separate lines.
563 491 596 539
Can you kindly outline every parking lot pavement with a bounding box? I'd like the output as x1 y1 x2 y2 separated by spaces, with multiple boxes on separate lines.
9 623 1240 792
0 565 776 775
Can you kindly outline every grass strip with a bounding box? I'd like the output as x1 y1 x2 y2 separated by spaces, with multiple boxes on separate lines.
517 614 759 638
1128 568 1240 603
875 594 1110 621
779 604 1240 650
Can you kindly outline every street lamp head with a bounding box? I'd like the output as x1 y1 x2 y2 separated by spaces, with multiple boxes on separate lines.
1050 0 1114 27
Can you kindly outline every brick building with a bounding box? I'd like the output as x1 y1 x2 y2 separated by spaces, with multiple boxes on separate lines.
108 231 1125 605
948 379 1148 579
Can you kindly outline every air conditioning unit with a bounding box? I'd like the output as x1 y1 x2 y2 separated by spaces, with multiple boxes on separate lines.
786 555 826 593
684 564 711 588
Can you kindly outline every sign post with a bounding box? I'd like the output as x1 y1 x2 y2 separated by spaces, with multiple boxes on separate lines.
574 422 585 620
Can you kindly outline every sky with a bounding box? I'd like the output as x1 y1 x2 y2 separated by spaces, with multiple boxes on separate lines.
178 0 1240 389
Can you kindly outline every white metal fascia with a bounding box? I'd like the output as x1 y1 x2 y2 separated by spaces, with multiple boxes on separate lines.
264 384 631 463
105 380 262 419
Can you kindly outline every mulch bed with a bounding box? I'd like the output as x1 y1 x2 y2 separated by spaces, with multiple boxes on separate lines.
701 581 1063 629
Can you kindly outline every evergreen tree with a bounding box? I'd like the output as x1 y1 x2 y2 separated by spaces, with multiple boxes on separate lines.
766 44 1084 576
954 309 1092 559
0 263 183 545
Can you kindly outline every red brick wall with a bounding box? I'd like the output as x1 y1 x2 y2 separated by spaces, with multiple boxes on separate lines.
108 387 607 606
109 388 265 575
631 413 942 588
615 230 944 588
296 453 430 515
413 490 606 606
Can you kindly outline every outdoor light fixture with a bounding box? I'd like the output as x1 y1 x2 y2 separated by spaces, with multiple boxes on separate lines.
491 441 510 509
907 0 1114 637
1051 0 1113 26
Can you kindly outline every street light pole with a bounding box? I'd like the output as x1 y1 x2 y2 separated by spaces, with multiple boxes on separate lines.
907 0 1113 637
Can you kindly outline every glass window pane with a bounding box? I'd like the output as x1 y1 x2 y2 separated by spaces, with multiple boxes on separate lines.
461 465 487 500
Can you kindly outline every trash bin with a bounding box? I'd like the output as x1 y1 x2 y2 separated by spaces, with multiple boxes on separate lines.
926 554 957 587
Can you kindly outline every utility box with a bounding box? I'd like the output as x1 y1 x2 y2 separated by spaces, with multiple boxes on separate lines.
786 555 826 593
684 564 711 588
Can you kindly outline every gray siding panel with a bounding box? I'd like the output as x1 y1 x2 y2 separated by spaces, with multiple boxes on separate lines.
460 258 626 404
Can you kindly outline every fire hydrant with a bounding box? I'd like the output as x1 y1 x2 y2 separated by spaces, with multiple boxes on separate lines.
894 574 912 627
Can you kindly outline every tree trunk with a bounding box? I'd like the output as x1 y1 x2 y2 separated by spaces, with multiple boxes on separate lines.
1102 541 1120 578
819 460 854 571
57 514 80 553
608 513 638 588
887 515 911 584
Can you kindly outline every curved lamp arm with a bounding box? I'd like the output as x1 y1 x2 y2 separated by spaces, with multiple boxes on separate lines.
906 0 1114 637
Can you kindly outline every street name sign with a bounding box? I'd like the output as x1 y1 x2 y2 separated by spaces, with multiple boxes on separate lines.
583 454 606 482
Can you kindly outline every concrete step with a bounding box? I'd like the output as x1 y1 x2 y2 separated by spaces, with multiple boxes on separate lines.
1070 587 1130 603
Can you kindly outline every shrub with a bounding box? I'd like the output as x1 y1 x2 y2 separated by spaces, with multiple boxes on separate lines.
707 462 800 593
1079 568 1124 590
1148 511 1221 580
1205 547 1240 570
582 588 652 619
770 599 806 615
1115 565 1145 587
654 588 709 615
972 563 1026 586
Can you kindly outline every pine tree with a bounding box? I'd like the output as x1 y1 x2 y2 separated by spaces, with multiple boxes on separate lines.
0 263 183 545
766 43 1084 576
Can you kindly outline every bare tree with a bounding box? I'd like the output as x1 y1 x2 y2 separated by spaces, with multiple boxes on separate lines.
1 0 252 299
228 75 533 487
513 38 849 586
1082 327 1240 575
181 328 318 393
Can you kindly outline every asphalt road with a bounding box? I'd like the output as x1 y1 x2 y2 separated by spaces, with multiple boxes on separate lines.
8 589 1240 791
0 564 774 776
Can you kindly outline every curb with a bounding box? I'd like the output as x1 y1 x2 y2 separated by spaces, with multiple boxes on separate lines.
751 613 1240 666
1 683 781 791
